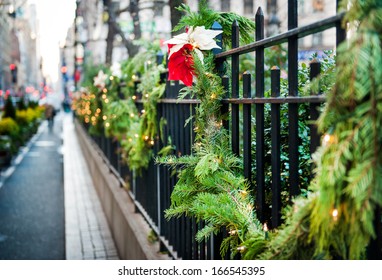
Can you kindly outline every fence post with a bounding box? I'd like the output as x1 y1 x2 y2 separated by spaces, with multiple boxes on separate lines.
288 0 300 197
231 20 240 156
368 206 382 259
221 76 230 131
336 0 346 46
255 7 266 223
243 71 252 185
271 66 281 228
309 60 321 156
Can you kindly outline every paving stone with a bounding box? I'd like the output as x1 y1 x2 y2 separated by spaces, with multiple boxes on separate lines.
63 114 119 260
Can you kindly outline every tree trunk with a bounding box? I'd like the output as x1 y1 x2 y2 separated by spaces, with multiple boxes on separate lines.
104 0 142 62
128 0 141 56
169 0 185 36
104 0 116 65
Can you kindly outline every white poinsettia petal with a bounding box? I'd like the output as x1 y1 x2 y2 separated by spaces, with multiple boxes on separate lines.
189 26 222 50
164 32 189 45
194 48 204 63
200 40 221 50
203 29 223 37
168 44 185 58
93 70 108 87
186 26 194 35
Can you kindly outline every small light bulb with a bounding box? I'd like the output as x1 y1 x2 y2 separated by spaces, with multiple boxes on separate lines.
323 133 335 146
263 223 268 232
229 230 237 236
237 246 246 253
332 208 338 221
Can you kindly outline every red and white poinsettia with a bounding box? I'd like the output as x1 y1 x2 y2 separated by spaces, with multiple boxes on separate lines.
164 26 222 86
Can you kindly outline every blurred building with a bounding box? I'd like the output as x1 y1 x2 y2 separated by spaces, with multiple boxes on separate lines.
0 0 41 101
63 0 337 88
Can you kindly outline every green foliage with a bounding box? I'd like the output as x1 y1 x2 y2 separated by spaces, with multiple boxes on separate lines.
17 96 27 110
3 96 16 119
77 40 167 174
259 0 382 259
158 125 267 259
173 0 256 46
251 52 336 216
0 117 20 138
81 60 108 88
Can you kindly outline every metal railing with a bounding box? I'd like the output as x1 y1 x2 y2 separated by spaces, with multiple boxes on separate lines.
82 0 382 259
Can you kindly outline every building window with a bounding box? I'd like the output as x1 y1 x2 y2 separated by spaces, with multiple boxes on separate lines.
298 0 305 14
221 0 230 12
312 0 324 12
312 32 323 47
244 0 254 15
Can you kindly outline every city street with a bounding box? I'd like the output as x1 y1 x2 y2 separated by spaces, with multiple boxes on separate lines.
0 112 119 260
0 115 65 259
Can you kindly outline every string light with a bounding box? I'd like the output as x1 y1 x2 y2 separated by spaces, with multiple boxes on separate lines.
130 113 135 118
145 94 149 98
237 246 246 253
239 190 248 197
263 223 269 240
102 94 107 99
229 229 237 236
132 95 137 100
323 133 335 146
141 109 146 114
105 98 109 103
150 140 155 145
103 115 107 120
134 134 139 138
105 122 110 127
109 76 114 81
332 208 338 221
144 135 149 141
263 223 268 231
103 88 108 93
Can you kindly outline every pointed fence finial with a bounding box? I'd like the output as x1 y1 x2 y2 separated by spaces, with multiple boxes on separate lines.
232 20 239 48
211 21 223 55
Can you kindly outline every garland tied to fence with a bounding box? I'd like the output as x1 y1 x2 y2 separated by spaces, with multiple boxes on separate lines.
161 0 382 259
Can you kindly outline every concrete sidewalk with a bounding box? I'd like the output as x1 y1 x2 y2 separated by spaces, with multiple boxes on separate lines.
63 113 119 260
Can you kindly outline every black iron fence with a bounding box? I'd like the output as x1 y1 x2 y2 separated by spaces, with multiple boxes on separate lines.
82 0 382 259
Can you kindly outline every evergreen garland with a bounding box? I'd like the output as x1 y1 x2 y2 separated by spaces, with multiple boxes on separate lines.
173 0 256 46
256 0 382 260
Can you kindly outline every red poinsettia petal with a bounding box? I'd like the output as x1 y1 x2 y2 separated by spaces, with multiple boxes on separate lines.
167 44 195 87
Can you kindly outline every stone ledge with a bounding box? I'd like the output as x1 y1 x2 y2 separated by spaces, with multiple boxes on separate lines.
75 120 170 260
